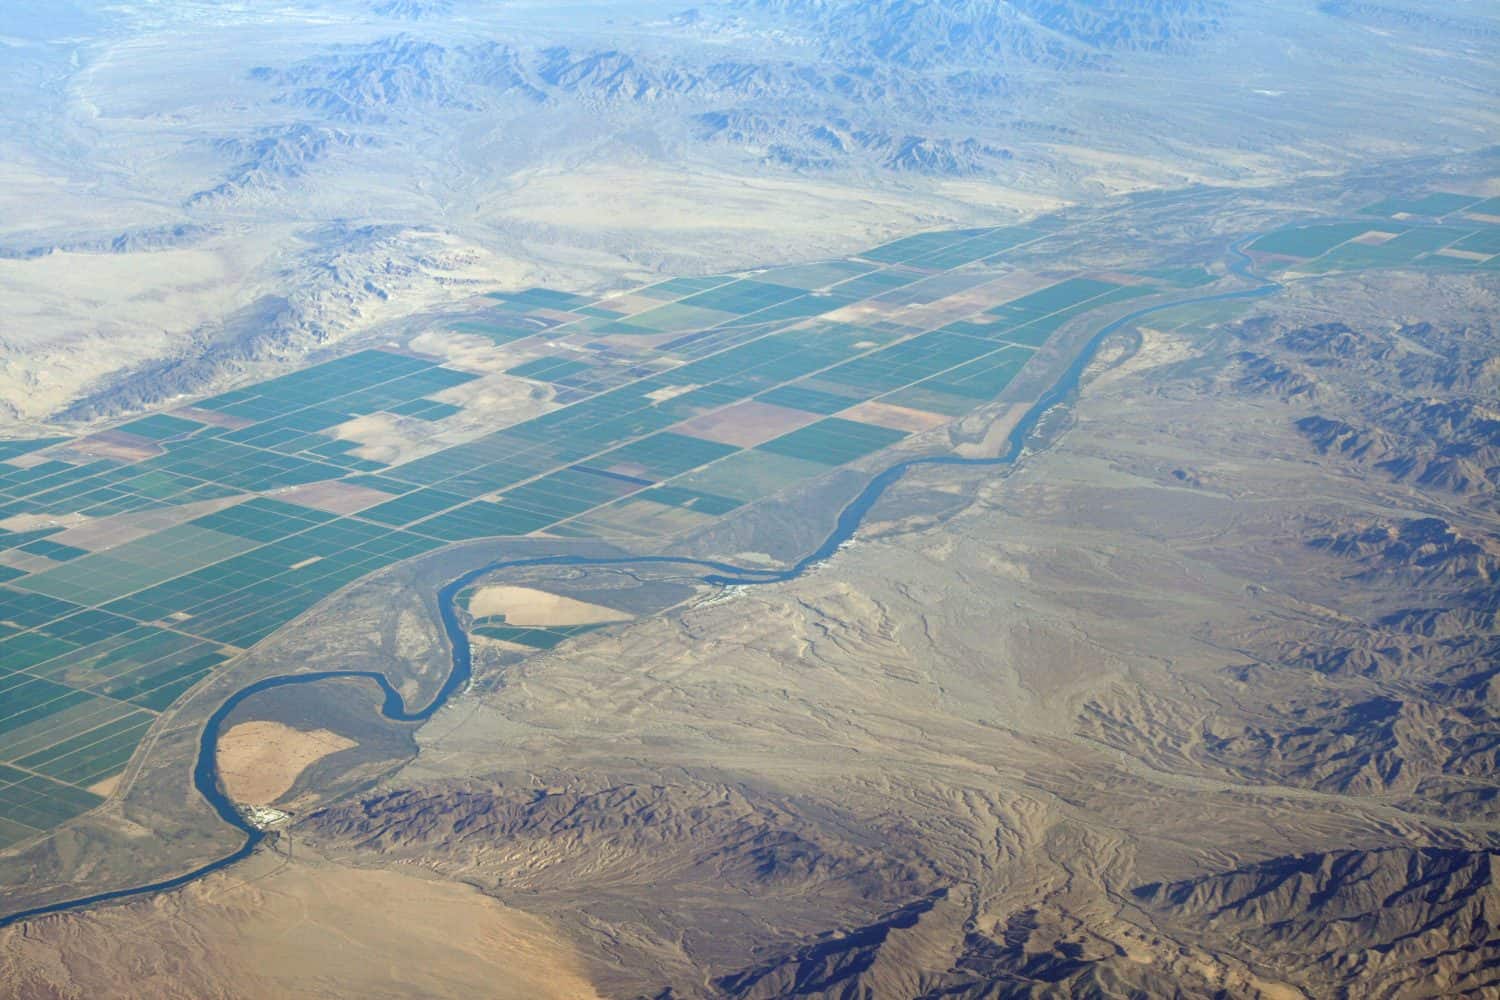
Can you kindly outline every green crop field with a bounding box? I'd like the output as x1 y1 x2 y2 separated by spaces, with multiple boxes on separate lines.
3 188 1487 848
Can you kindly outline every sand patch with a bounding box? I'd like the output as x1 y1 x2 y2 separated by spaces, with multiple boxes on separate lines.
467 585 632 627
217 720 356 806
952 403 1032 459
86 773 123 798
644 384 700 403
1090 326 1198 388
328 412 419 464
0 861 604 1000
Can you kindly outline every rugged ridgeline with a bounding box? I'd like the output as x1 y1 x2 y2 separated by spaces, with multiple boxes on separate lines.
9 258 1491 996
3 1 1494 430
291 263 1494 998
1078 270 1500 816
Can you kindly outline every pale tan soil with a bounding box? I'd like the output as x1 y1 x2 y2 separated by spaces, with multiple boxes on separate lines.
275 481 398 515
466 585 631 627
472 634 535 653
409 329 537 375
174 406 256 430
217 721 357 806
0 453 56 470
71 433 164 463
327 413 436 466
1039 143 1288 194
567 499 718 538
642 384 702 403
492 165 1023 261
0 242 276 422
0 860 604 1000
841 400 952 433
86 774 123 798
673 400 822 447
46 495 245 553
1437 248 1492 261
597 292 671 314
951 403 1031 459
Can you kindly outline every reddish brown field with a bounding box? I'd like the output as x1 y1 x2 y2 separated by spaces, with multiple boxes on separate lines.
674 400 822 447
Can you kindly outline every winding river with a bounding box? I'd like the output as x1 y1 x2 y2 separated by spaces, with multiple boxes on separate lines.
0 241 1279 929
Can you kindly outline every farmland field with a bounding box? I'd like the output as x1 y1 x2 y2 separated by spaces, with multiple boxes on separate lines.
1 191 1495 851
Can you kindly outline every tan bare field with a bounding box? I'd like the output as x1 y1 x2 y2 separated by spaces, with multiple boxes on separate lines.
275 480 400 515
467 586 632 627
1437 248 1492 261
841 400 952 433
217 721 357 806
409 329 537 375
0 861 604 1000
674 400 821 447
71 433 164 463
86 774 123 798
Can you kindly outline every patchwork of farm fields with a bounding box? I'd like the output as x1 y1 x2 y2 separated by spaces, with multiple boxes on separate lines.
1 190 1495 848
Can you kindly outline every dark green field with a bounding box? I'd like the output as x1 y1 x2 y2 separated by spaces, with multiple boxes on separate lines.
1 188 1494 848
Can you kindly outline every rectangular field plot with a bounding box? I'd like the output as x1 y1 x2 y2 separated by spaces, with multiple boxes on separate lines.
759 260 874 290
593 432 739 481
0 773 101 844
448 318 543 344
674 450 833 503
413 500 558 541
15 711 154 786
359 488 470 526
0 210 1197 844
1451 228 1500 256
0 439 67 462
1358 193 1481 218
506 356 595 382
905 226 1043 269
1380 226 1471 254
913 345 1033 400
611 302 739 334
488 287 594 312
859 228 992 264
638 485 745 516
756 385 859 415
677 279 806 315
1250 223 1387 258
756 418 908 466
637 275 737 300
472 622 607 650
827 267 925 298
117 413 205 440
814 331 997 396
496 468 648 525
13 525 262 606
986 278 1121 324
